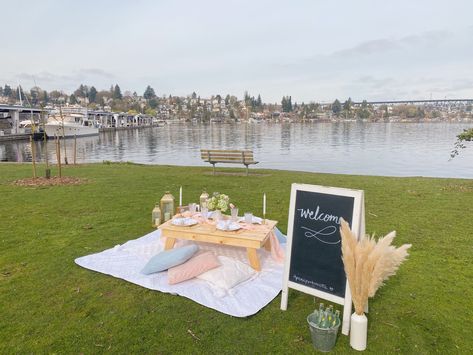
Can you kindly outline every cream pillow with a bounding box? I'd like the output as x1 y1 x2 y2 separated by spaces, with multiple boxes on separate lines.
197 255 256 290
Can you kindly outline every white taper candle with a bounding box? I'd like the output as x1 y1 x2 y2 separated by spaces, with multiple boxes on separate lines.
179 186 182 206
263 193 266 215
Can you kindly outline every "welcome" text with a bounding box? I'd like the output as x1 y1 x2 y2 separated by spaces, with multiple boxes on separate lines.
297 206 341 224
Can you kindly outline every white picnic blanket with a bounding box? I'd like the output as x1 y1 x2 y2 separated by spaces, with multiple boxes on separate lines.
75 228 285 317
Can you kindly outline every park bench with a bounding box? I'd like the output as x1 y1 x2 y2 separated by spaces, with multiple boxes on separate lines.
200 149 259 176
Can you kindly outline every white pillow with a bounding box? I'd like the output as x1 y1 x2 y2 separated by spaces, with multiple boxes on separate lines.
197 256 256 290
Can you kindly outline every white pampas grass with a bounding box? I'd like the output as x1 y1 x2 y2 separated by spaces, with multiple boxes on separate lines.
340 219 411 315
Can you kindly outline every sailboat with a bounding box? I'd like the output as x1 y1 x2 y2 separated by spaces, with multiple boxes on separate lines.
17 83 47 140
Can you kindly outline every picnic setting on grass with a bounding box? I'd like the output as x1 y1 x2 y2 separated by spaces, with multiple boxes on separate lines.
75 183 411 352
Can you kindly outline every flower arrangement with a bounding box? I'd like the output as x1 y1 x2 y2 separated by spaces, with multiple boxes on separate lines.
206 192 230 212
339 218 411 315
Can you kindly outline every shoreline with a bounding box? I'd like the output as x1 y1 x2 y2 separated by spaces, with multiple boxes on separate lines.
1 161 472 181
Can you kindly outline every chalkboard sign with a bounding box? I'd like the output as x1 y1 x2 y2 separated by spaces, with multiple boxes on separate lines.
281 184 365 336
289 190 354 297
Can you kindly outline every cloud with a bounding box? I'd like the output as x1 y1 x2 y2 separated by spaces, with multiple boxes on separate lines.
14 68 116 91
3 21 472 103
336 74 473 102
17 71 74 84
333 39 400 57
78 68 115 79
260 27 473 101
355 76 394 89
327 30 452 63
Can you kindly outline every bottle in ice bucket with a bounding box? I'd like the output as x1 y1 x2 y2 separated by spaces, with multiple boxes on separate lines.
325 305 333 328
333 310 341 327
318 303 324 325
315 303 340 329
152 203 161 227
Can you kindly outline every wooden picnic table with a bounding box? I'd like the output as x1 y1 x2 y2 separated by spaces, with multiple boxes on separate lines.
159 216 278 271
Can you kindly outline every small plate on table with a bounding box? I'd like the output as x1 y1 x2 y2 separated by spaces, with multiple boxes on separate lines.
237 216 263 224
172 217 198 227
216 220 241 231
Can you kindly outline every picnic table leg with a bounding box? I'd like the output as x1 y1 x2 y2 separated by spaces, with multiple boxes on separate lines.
164 236 176 250
264 237 271 251
246 248 261 271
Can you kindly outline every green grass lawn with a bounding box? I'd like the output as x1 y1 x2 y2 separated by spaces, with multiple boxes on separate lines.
1 163 472 354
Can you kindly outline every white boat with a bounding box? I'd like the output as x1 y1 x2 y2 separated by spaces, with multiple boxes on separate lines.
18 119 35 134
154 119 167 127
249 116 263 123
45 114 99 138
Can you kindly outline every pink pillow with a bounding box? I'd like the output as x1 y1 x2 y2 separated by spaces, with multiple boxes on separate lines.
168 251 220 285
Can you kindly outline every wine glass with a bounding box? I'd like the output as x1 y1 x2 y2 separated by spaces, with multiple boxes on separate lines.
244 212 253 224
231 207 239 222
201 207 208 222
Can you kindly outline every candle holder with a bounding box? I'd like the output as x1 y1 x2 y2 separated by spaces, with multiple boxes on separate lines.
151 203 161 227
200 190 209 209
160 191 175 222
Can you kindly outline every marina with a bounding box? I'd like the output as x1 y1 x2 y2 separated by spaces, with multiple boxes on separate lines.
0 104 163 141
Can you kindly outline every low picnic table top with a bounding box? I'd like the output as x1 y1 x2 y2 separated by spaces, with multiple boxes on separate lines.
159 214 277 249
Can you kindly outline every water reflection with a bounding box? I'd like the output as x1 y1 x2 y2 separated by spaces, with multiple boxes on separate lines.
0 122 472 178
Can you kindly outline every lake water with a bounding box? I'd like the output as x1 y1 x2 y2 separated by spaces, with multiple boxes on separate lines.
1 122 472 178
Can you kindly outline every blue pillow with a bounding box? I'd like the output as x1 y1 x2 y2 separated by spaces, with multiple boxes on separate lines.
141 245 199 275
274 227 287 244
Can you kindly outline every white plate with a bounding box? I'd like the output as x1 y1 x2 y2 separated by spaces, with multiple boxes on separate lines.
237 216 262 224
172 217 198 226
216 220 241 231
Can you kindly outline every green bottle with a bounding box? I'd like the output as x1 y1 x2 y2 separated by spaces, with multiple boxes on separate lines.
327 306 333 320
332 310 341 328
320 312 327 328
317 303 324 326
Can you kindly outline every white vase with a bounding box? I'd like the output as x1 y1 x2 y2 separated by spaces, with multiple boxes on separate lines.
350 312 368 351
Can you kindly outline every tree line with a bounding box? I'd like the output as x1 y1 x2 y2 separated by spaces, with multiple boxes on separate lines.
0 83 439 121
0 83 159 115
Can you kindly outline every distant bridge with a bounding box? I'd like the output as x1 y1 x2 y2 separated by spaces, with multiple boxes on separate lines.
351 99 473 105
0 104 43 113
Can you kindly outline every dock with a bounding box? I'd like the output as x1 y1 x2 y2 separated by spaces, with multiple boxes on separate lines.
0 104 165 142
0 133 32 142
0 104 43 141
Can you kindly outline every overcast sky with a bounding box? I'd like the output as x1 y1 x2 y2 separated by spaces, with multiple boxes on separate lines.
1 0 472 103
